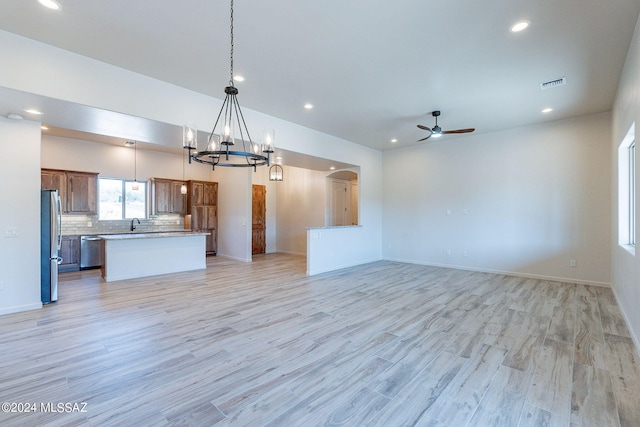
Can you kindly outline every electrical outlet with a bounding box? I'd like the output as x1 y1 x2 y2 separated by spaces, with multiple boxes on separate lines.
569 260 577 267
87 221 92 227
4 228 18 238
446 249 452 256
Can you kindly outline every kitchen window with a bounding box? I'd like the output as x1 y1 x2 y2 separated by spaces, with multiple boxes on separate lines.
99 178 147 220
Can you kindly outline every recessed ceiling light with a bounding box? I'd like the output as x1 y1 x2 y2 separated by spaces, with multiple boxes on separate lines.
542 107 553 113
391 138 398 143
41 125 49 130
329 166 336 170
7 113 24 121
304 103 314 110
511 20 530 33
233 75 245 82
25 108 43 115
124 141 135 146
38 0 61 10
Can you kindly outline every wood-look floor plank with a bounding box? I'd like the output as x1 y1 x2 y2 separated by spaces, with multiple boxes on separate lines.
467 365 531 427
570 362 618 426
526 338 574 419
364 351 467 426
0 254 638 426
604 333 640 426
425 344 509 425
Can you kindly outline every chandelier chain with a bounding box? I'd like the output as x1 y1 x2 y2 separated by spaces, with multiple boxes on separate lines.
229 0 234 85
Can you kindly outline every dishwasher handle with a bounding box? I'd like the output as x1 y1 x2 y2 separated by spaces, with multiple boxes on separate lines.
82 236 102 241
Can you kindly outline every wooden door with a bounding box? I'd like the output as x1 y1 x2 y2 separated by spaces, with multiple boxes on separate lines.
252 185 266 255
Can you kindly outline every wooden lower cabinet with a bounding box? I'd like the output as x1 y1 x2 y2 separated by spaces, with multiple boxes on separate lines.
59 236 80 272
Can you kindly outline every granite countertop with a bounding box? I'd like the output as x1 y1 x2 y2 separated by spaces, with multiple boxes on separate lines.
98 231 210 240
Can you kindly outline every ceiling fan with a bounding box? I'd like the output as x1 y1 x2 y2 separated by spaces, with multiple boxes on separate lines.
417 110 475 141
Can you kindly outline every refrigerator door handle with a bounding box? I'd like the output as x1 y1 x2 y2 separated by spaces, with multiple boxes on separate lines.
55 192 62 249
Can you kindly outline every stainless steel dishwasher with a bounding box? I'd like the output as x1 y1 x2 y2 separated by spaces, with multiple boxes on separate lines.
80 235 102 269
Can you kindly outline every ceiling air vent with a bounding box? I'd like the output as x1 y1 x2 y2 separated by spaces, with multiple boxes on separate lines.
540 76 566 90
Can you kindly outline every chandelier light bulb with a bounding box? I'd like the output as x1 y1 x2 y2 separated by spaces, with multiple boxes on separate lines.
263 129 275 153
183 123 197 149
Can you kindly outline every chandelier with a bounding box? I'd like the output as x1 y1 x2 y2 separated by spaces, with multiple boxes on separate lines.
183 0 274 170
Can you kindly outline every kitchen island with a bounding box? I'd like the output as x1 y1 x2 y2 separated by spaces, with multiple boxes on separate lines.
99 232 209 282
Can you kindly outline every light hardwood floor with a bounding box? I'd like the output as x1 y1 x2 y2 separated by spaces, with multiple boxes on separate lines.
1 254 639 426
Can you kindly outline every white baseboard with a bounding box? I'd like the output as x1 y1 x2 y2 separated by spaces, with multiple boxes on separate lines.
307 257 380 276
609 285 640 358
0 302 43 316
382 257 612 287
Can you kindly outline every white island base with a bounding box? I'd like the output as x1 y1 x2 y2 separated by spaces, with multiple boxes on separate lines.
99 232 208 282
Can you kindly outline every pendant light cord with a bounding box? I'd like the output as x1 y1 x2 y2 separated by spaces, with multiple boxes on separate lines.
229 0 234 85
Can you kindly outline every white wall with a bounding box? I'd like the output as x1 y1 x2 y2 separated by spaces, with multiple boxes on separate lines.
42 135 216 182
0 118 41 315
383 112 612 286
612 13 640 351
276 165 327 254
217 167 252 262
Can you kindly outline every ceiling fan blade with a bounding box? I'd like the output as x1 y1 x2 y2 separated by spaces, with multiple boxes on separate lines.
417 124 432 131
442 128 475 134
417 135 432 142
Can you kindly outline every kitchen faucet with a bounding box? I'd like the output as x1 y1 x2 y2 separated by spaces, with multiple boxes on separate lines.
131 218 141 231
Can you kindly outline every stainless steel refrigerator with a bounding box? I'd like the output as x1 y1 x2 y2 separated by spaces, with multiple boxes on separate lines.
41 190 62 304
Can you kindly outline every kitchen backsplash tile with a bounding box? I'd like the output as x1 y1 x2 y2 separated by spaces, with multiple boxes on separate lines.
61 214 186 235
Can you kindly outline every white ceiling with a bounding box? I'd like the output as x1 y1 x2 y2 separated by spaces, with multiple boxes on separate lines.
1 0 639 155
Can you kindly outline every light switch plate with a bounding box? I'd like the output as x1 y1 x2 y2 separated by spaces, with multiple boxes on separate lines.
5 227 18 238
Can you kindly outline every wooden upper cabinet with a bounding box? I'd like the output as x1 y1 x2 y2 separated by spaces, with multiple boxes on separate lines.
41 169 98 215
153 179 171 214
204 182 218 206
67 172 97 214
151 178 186 215
41 169 68 212
171 181 186 214
190 181 204 206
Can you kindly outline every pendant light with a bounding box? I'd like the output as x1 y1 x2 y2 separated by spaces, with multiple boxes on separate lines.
180 145 188 195
269 164 283 181
131 141 139 191
184 0 273 170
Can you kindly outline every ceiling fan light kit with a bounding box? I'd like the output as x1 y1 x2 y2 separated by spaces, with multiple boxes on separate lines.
416 110 475 142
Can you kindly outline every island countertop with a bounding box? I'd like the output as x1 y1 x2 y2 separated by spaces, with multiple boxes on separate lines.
98 231 210 240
